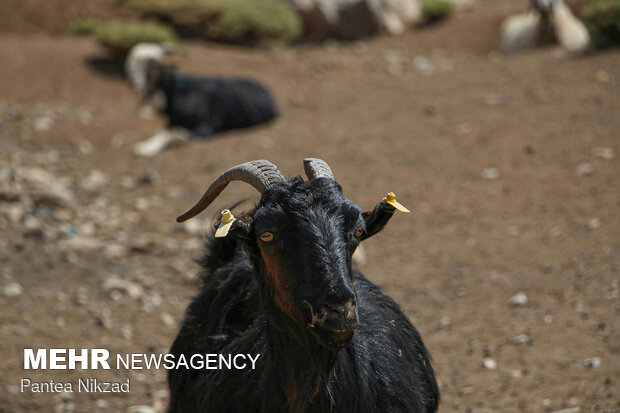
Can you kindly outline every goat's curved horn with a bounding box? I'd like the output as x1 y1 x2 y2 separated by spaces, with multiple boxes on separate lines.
176 160 285 222
303 158 334 182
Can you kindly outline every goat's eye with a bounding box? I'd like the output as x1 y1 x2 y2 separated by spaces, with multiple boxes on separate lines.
354 228 364 238
260 232 275 243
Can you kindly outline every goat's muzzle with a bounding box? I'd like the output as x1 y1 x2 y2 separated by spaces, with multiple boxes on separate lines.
308 298 358 350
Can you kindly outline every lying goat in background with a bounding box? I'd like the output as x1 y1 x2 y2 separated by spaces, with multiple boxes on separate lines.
133 59 278 157
500 0 590 55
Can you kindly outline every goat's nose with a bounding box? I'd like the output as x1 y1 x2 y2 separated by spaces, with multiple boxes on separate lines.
324 299 356 318
319 298 358 330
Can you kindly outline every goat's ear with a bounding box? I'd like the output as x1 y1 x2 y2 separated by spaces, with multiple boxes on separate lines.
360 193 410 241
360 202 395 241
215 216 253 241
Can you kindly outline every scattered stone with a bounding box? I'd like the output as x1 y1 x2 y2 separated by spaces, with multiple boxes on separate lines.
80 170 108 194
56 317 66 327
483 358 497 370
456 123 472 135
61 236 101 252
3 282 24 297
95 399 108 409
161 312 175 326
93 308 113 330
575 162 594 178
550 408 580 413
121 326 132 339
591 146 615 160
512 333 533 345
595 70 610 83
484 93 506 106
437 316 451 330
75 287 89 306
134 197 150 211
509 292 528 306
103 243 130 260
102 277 144 300
583 357 601 369
78 141 93 155
33 116 53 132
127 406 156 413
412 56 434 74
587 217 601 230
481 167 499 180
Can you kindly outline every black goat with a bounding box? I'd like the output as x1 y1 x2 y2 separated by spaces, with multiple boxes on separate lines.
144 61 278 138
169 159 439 413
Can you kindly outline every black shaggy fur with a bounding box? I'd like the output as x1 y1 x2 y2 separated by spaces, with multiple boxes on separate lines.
146 64 278 137
169 177 439 413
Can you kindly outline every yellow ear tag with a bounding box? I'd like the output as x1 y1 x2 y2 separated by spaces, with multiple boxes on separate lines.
383 192 411 213
215 209 235 238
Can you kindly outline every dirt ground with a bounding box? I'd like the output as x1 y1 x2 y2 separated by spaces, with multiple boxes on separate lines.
0 1 618 412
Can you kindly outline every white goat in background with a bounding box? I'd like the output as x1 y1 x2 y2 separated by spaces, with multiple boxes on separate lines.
500 0 590 55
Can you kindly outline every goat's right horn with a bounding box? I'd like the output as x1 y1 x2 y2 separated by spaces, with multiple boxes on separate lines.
176 160 285 222
303 158 334 182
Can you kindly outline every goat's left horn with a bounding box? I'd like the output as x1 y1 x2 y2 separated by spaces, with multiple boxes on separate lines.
303 158 334 182
176 160 285 222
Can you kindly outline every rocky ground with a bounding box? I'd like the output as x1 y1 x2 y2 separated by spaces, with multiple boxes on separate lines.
0 1 619 412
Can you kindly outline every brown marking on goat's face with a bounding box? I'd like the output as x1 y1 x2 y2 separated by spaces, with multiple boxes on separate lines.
259 247 303 323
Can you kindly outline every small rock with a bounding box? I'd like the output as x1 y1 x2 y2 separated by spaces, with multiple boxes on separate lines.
93 308 113 329
161 312 175 326
102 277 144 300
33 116 53 132
3 282 23 297
456 123 472 135
481 168 499 180
80 170 108 194
437 316 451 330
583 357 601 369
412 56 434 74
550 408 580 413
596 70 610 83
591 146 615 160
61 236 101 252
103 243 130 260
512 333 533 345
134 197 150 211
509 292 528 306
121 326 132 339
482 358 497 370
484 93 506 106
587 218 601 230
127 406 156 413
575 162 594 178
78 141 93 155
95 399 108 409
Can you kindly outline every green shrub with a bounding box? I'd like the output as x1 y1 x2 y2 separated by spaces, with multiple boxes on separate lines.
208 1 302 44
124 0 301 44
93 20 178 54
582 0 620 49
70 19 101 35
421 0 453 21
